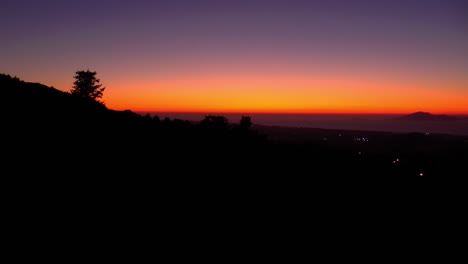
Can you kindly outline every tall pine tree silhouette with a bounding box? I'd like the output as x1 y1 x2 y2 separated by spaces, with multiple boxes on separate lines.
70 70 105 103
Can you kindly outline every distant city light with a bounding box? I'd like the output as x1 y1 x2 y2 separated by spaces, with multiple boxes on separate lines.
354 137 369 142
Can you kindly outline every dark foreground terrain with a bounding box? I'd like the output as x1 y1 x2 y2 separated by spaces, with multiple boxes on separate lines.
3 72 468 249
2 73 467 205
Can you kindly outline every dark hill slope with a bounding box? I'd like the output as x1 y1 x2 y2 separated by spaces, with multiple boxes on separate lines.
1 73 295 211
1 73 467 218
0 73 265 177
1 74 158 175
1 73 144 129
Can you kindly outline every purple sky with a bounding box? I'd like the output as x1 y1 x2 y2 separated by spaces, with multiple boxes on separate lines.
1 0 467 113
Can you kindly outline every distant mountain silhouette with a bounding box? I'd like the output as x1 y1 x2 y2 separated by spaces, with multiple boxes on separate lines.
398 111 457 121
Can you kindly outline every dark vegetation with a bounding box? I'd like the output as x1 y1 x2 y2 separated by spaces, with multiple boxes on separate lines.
69 69 105 103
2 73 467 204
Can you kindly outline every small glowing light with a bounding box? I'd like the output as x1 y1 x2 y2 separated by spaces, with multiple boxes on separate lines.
419 172 424 176
393 161 396 164
396 158 399 162
358 152 361 155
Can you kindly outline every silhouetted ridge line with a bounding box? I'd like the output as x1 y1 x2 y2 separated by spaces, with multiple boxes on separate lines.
1 72 267 167
1 72 466 194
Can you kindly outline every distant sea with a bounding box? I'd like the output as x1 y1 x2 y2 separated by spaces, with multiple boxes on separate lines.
139 112 468 136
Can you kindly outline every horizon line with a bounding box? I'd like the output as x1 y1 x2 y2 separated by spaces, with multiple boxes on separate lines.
127 110 468 116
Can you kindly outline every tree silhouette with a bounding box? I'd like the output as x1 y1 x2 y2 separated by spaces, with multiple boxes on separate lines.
70 70 105 103
240 116 252 130
200 115 229 130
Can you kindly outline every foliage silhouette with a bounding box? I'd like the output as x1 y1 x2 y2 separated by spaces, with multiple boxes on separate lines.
200 115 229 130
240 116 252 130
70 70 105 103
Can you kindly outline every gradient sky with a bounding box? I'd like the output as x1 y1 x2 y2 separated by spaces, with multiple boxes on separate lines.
1 0 467 114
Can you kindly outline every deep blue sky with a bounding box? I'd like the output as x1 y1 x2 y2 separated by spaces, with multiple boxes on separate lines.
1 0 467 113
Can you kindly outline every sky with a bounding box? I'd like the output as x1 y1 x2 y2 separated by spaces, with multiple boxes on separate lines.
1 0 467 114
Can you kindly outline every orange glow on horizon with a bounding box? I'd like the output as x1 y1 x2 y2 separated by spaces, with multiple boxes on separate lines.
103 74 468 115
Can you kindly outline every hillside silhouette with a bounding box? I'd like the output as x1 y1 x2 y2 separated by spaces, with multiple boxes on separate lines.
2 73 468 205
1 73 267 179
